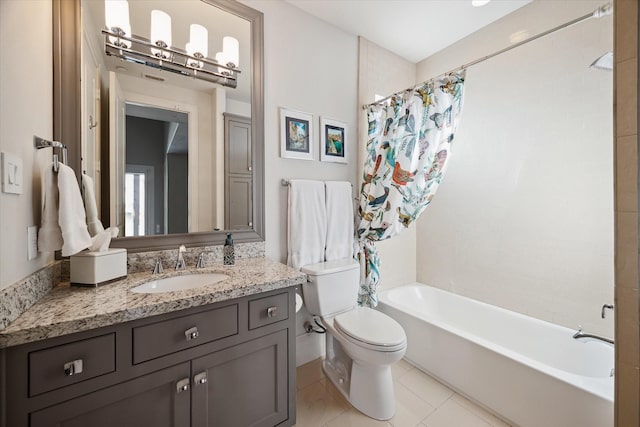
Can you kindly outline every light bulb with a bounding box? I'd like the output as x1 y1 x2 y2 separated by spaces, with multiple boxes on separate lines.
187 24 208 58
222 36 239 68
151 10 171 58
105 0 130 34
215 51 228 74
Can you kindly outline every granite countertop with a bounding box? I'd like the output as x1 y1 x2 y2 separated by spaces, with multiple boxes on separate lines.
0 258 306 348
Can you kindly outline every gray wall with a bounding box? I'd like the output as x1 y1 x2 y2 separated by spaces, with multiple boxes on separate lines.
167 153 188 234
126 116 166 234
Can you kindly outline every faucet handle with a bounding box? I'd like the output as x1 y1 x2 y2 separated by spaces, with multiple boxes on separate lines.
601 304 614 319
153 258 164 274
175 245 187 270
196 253 206 269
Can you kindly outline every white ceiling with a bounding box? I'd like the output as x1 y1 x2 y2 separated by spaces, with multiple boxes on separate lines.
285 0 532 63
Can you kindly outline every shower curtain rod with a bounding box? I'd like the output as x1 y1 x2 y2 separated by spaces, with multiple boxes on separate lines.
362 2 612 110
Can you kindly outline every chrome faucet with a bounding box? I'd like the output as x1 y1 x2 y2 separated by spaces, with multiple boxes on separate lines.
572 326 614 345
601 304 614 319
175 245 187 270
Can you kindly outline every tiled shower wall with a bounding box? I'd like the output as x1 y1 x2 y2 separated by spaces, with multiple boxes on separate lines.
614 0 640 425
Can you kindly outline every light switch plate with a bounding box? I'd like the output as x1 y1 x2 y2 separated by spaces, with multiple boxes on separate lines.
27 226 38 260
1 152 23 194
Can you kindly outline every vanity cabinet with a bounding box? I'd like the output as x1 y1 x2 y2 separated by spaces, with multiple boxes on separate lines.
30 362 191 427
1 288 296 427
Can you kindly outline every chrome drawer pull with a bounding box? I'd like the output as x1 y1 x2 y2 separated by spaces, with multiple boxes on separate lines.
267 306 278 318
63 359 83 376
185 326 199 341
194 372 208 385
176 378 190 393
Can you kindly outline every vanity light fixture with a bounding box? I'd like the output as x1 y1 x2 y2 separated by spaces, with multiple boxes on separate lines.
103 0 241 88
472 0 491 6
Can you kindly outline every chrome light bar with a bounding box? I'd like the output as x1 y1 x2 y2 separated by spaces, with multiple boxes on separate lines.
102 29 241 88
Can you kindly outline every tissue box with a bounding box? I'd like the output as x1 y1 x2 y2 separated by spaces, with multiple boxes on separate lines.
70 248 127 286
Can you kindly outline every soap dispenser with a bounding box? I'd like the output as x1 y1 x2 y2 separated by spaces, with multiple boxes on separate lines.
224 233 235 265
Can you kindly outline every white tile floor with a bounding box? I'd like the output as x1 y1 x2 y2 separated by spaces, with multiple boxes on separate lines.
295 358 512 427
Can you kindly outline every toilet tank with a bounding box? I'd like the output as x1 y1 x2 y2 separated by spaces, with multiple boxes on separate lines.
301 258 360 316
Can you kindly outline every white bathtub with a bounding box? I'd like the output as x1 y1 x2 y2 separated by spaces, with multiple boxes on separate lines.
378 283 614 427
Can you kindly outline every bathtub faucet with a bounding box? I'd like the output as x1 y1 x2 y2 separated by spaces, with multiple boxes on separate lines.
572 327 614 345
601 304 614 319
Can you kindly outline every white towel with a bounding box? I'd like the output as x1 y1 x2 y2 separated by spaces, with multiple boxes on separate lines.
287 180 327 270
38 165 63 252
82 173 105 237
57 164 93 256
325 181 354 261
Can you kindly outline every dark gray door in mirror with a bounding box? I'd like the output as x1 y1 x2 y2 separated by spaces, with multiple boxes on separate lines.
53 0 264 250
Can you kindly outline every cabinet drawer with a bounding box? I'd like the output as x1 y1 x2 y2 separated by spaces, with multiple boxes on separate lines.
29 333 115 397
248 292 289 330
133 304 238 364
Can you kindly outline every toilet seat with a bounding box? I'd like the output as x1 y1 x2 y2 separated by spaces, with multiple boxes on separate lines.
333 307 406 352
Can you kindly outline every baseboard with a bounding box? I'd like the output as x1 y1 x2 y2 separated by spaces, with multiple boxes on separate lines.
296 332 324 366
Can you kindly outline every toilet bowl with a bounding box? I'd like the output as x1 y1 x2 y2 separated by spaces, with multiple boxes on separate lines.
301 259 407 420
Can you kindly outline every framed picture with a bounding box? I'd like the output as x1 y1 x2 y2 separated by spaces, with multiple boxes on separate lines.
320 117 347 164
280 108 314 160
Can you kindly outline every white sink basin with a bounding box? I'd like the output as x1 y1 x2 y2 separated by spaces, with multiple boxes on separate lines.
130 273 229 294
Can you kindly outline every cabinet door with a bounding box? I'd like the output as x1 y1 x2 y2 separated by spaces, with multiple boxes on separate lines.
226 175 253 230
191 330 288 427
225 115 252 175
30 362 191 427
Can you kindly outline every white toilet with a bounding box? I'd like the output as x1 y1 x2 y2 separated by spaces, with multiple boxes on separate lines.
301 258 407 420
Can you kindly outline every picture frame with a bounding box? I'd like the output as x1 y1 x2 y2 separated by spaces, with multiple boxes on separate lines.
319 117 347 164
280 108 314 160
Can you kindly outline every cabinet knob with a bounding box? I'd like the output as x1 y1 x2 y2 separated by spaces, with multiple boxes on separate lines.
63 359 83 376
185 326 199 341
267 306 278 318
248 166 252 171
194 372 208 386
176 378 190 393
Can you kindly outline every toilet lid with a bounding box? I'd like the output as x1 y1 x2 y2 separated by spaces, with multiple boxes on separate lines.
334 307 406 348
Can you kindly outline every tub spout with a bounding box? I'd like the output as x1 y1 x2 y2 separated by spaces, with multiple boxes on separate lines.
572 327 614 345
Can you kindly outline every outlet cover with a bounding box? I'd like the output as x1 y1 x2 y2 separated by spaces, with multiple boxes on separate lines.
27 226 38 260
1 152 23 194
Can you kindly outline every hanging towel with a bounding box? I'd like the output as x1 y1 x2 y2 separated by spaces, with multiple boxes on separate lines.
82 173 105 237
57 164 93 256
38 165 63 252
325 181 354 261
287 180 327 270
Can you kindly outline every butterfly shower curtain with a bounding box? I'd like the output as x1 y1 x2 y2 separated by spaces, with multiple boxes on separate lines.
357 71 466 307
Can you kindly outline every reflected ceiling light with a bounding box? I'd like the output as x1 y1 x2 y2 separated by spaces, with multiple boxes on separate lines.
509 30 529 44
215 52 227 74
103 7 241 88
472 0 491 6
223 36 240 68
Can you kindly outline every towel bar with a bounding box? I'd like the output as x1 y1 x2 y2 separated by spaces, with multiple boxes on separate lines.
35 136 68 172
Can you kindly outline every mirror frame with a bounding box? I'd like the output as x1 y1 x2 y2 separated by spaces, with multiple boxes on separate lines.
53 0 264 252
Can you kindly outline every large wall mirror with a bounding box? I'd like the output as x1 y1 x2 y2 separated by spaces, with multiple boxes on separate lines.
53 0 264 251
